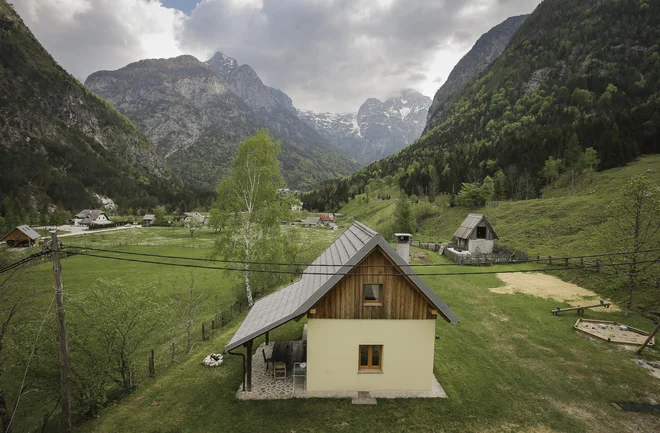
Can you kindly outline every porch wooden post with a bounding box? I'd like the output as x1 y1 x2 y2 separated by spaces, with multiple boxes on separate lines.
265 331 270 346
245 340 253 392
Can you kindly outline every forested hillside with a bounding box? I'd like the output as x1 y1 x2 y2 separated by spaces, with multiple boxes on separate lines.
0 1 184 215
303 0 660 210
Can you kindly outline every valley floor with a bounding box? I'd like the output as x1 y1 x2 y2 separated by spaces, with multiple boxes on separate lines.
72 249 660 433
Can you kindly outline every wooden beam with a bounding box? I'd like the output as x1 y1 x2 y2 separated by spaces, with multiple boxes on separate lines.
428 308 438 316
245 340 253 392
637 322 660 355
265 331 269 346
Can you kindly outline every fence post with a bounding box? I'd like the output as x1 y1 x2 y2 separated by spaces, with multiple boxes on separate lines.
221 311 226 327
580 257 584 268
548 256 552 265
565 256 569 267
202 322 206 341
596 260 601 273
171 343 175 362
211 319 215 330
148 349 155 378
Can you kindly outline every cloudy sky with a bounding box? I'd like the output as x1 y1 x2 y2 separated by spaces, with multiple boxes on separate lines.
15 0 542 112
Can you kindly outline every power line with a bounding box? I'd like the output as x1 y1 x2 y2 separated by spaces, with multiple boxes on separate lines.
62 245 660 269
0 251 49 275
65 251 658 277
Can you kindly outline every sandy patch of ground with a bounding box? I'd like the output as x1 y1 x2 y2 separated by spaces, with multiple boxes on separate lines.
491 273 620 311
410 250 431 263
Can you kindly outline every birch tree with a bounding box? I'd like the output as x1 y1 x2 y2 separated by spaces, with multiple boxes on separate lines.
212 130 286 307
599 175 660 315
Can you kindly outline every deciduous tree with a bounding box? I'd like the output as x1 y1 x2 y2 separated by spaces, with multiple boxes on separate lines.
211 130 287 307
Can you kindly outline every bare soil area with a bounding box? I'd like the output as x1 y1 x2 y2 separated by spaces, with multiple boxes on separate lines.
491 273 620 311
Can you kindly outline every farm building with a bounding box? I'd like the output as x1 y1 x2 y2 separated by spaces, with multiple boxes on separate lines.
317 213 334 224
143 214 156 226
2 225 41 248
453 214 498 254
302 216 322 227
327 223 339 231
224 222 458 394
70 209 113 227
184 212 206 224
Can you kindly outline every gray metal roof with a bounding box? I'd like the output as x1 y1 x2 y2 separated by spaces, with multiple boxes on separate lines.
453 213 498 240
303 216 321 225
224 221 458 353
143 214 156 220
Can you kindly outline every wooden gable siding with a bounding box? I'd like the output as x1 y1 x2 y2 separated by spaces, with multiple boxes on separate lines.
310 247 435 320
3 228 29 242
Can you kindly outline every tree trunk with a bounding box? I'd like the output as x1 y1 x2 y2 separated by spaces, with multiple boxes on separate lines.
244 223 253 308
626 259 636 316
0 390 12 433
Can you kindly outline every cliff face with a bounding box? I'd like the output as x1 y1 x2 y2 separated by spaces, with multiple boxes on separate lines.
422 14 528 135
87 52 360 190
0 1 177 211
298 89 431 164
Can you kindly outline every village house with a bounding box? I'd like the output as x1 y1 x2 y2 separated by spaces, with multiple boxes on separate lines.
302 216 322 228
143 214 156 226
184 212 206 224
316 213 334 224
452 214 499 254
224 222 458 396
1 225 41 248
327 222 339 231
70 209 113 227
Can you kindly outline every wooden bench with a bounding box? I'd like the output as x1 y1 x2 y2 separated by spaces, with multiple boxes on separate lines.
552 301 610 316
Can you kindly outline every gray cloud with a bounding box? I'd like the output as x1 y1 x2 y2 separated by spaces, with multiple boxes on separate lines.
179 0 542 111
16 0 542 113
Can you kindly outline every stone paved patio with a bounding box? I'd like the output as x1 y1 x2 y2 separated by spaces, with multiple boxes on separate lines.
237 342 448 400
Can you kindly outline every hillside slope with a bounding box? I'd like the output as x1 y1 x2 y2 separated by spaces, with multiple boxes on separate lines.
87 53 360 191
423 15 528 135
299 89 431 164
335 155 660 315
0 1 181 211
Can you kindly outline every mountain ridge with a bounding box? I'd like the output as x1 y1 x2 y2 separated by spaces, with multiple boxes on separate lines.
298 89 431 164
423 14 528 135
86 52 361 191
0 0 182 212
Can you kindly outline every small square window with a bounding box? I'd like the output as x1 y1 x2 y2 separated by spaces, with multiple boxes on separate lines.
363 284 382 305
359 345 383 370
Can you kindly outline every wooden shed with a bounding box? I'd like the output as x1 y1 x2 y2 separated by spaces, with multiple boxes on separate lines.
2 225 41 248
453 214 498 254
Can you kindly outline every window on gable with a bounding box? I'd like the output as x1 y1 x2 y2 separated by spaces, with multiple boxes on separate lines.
359 345 383 370
363 284 382 306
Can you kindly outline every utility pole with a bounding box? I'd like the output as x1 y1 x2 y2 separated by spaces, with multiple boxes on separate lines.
51 232 71 433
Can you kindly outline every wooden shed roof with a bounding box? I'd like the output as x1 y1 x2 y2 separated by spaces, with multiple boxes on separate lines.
453 214 499 240
224 222 458 353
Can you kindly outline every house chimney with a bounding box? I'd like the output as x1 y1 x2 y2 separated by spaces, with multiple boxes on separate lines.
394 233 412 264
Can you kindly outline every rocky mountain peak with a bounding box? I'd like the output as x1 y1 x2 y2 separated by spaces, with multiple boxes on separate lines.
299 89 431 164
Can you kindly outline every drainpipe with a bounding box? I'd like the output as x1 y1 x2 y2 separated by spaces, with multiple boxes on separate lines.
226 349 246 391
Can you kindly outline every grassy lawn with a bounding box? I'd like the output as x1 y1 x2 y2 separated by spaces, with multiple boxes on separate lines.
5 225 342 433
69 248 659 433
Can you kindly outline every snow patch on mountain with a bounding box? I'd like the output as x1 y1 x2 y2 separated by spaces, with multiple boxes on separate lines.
298 89 431 164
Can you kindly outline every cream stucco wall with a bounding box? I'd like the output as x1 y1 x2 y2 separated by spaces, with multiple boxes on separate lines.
468 239 494 254
306 319 436 391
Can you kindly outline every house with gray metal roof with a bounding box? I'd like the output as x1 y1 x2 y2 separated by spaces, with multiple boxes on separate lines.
452 213 498 254
301 216 322 227
2 225 41 248
225 221 458 394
